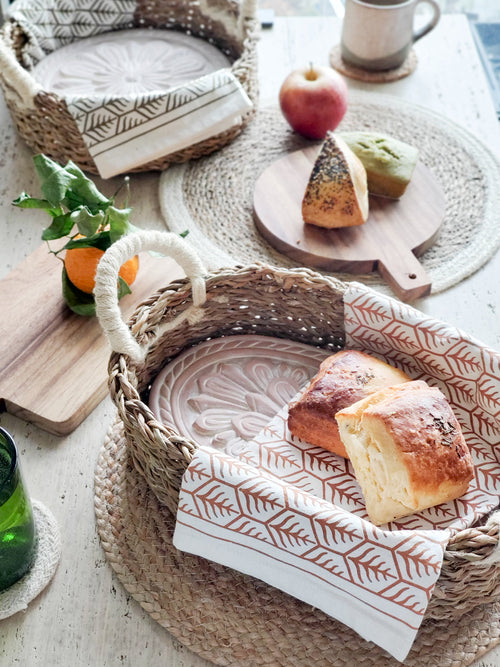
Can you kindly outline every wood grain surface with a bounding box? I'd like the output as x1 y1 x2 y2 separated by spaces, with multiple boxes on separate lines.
0 245 184 435
253 144 446 301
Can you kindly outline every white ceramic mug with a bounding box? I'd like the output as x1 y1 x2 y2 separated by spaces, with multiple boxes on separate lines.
340 0 441 71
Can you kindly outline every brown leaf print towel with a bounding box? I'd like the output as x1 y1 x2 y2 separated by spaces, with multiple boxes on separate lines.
174 283 500 662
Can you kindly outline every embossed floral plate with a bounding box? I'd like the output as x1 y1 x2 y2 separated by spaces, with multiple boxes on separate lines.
32 28 232 96
148 335 331 457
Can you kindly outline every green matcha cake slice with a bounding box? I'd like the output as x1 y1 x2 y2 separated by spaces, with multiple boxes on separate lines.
341 131 419 199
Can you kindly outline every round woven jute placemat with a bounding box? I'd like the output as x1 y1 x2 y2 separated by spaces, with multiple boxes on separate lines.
94 418 500 667
329 44 418 82
159 92 500 296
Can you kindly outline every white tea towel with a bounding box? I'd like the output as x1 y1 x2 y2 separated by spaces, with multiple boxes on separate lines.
174 431 452 661
66 69 253 178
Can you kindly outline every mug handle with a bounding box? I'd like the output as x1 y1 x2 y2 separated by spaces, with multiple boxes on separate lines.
413 0 441 42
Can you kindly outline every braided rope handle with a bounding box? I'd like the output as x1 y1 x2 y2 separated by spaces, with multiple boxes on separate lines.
94 231 207 362
0 32 41 108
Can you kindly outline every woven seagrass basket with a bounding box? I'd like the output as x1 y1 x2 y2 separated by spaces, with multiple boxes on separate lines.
94 231 500 627
0 0 259 174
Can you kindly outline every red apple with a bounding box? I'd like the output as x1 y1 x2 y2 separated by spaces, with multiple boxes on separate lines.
279 64 348 140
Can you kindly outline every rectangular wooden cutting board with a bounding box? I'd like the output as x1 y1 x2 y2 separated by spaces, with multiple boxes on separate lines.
0 243 184 435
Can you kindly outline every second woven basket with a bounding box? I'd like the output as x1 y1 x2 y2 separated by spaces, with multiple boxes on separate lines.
0 0 259 173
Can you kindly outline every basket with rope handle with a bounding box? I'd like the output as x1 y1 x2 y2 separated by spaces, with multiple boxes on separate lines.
94 229 500 624
0 0 259 174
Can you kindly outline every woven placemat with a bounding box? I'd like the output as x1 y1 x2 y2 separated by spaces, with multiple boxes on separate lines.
329 44 418 82
94 417 500 667
0 500 61 620
159 92 500 297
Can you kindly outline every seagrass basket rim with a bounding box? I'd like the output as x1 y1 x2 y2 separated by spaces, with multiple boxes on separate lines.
0 11 258 88
1 0 258 66
112 261 350 373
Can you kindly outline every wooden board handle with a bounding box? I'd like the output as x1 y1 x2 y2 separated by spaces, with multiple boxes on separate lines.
378 248 431 302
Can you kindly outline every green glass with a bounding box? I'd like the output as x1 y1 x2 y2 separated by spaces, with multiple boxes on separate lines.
0 427 37 591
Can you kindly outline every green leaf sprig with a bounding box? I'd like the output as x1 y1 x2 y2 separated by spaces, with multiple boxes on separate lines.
13 154 138 316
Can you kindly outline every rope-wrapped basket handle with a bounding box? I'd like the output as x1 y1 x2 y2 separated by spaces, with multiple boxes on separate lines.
94 230 207 362
0 35 41 108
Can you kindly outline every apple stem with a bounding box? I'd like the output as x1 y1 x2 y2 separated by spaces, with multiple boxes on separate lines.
305 62 317 81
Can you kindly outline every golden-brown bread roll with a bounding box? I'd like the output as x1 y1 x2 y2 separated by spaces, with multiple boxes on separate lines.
301 132 369 228
287 349 411 458
335 381 474 525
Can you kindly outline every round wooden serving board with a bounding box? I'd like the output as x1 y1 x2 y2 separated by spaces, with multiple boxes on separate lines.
253 145 446 301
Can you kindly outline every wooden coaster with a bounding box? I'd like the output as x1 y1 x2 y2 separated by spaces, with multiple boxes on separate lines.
329 44 417 82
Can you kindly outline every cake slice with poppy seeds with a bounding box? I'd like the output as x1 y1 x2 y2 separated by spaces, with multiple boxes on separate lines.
302 132 369 228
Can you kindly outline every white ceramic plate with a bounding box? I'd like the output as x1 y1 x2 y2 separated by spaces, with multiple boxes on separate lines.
148 335 331 457
32 28 232 96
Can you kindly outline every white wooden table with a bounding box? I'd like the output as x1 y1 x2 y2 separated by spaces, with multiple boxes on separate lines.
0 14 498 667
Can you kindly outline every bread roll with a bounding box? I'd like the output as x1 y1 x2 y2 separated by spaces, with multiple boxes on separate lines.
335 381 474 525
287 350 411 458
302 132 369 228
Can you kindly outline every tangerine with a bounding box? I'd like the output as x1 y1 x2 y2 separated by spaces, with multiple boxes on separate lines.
64 237 139 294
